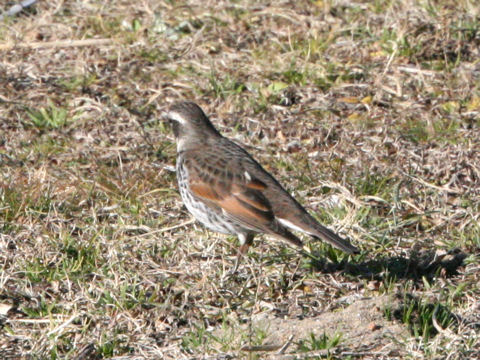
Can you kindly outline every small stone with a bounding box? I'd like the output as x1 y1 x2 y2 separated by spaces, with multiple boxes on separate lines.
367 280 380 291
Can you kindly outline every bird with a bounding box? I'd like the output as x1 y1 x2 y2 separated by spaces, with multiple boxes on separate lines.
164 101 358 272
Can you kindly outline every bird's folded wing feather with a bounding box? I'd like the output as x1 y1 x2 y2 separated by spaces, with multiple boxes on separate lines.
188 169 274 232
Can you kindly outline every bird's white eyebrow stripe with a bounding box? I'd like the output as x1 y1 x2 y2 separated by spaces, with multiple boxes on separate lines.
244 171 252 181
167 111 187 124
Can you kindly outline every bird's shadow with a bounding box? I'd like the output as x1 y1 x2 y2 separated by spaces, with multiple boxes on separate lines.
306 247 467 283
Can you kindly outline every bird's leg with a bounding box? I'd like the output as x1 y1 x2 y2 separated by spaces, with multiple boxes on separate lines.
232 243 250 274
231 233 254 274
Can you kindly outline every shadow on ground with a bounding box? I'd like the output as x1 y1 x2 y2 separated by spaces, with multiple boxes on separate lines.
309 247 467 282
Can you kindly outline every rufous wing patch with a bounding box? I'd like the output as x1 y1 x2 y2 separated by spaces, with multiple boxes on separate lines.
246 178 267 190
219 195 272 226
189 182 220 201
188 168 274 231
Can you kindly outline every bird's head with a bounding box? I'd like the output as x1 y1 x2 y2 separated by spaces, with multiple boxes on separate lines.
164 102 220 150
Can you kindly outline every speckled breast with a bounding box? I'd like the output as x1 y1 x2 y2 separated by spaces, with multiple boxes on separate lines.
176 156 245 236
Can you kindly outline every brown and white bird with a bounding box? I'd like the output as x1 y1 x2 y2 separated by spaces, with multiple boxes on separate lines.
165 101 358 271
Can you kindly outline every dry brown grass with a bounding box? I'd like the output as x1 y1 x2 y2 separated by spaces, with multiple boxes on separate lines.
1 0 479 359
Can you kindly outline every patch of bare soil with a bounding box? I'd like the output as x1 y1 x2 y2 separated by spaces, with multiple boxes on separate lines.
240 295 407 359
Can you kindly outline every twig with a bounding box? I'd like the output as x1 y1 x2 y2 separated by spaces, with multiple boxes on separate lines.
0 38 113 51
398 66 438 76
136 218 195 237
47 314 78 337
240 344 282 352
277 334 294 355
270 349 388 359
402 172 462 194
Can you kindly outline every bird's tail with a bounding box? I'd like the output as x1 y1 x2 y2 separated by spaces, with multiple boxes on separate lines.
311 224 359 254
277 216 358 254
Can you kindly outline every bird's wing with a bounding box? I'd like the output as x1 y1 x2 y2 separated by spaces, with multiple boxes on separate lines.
187 159 275 232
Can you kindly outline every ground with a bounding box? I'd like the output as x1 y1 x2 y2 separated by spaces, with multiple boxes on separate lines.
0 0 479 359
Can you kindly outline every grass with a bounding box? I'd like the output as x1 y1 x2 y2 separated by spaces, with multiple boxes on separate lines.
296 331 342 352
27 102 70 130
1 0 480 359
384 291 456 341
